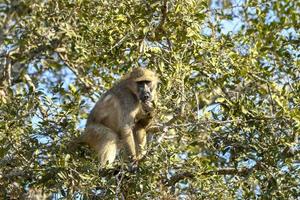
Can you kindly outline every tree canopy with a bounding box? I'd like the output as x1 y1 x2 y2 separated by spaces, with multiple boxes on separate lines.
0 0 299 199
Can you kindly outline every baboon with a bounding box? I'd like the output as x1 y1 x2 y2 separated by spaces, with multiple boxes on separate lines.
80 68 159 167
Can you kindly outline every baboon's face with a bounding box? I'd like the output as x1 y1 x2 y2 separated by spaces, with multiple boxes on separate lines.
136 81 154 103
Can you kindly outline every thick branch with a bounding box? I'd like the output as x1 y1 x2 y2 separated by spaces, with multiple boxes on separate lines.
164 165 260 186
154 0 168 38
165 172 194 186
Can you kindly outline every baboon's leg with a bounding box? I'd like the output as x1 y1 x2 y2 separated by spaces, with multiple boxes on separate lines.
134 127 147 160
120 127 137 161
83 125 118 166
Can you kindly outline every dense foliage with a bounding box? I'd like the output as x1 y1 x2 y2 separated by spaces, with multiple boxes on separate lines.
0 0 299 199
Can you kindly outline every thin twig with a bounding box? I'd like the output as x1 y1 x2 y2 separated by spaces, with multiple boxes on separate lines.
57 52 92 90
5 56 11 86
115 169 125 200
109 33 130 52
267 83 275 115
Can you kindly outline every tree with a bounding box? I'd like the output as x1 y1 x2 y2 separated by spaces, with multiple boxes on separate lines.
0 0 299 199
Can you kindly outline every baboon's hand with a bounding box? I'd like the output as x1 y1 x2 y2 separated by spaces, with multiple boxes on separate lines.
142 101 154 113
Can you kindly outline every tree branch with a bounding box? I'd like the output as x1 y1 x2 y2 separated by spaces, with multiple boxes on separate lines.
57 52 92 90
164 165 261 186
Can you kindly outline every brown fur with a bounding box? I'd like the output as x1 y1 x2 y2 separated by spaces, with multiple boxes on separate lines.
80 68 158 166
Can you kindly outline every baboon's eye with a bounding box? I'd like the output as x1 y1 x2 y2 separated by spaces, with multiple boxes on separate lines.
137 81 152 90
136 80 151 85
